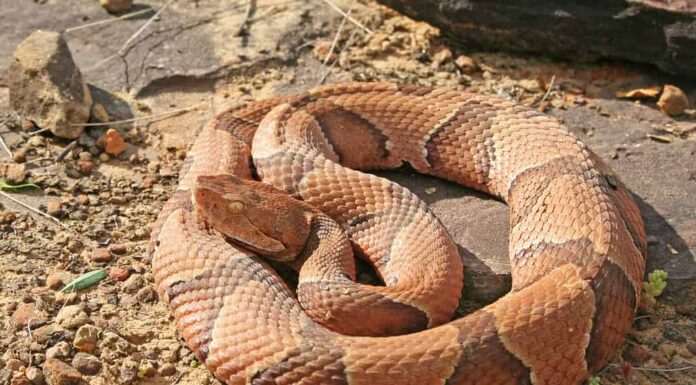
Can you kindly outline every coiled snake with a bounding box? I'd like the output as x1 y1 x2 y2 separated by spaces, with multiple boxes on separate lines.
149 82 646 385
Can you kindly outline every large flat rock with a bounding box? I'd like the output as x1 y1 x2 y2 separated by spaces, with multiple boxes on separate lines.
377 0 696 77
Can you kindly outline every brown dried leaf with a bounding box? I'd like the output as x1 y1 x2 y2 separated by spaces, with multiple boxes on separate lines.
616 86 662 100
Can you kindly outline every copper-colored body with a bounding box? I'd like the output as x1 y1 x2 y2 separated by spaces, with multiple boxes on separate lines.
150 82 646 385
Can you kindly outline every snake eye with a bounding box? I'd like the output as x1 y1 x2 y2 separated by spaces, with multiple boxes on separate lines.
227 200 245 214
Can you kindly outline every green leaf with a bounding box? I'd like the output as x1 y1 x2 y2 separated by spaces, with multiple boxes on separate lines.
587 376 601 385
60 269 107 293
0 180 40 190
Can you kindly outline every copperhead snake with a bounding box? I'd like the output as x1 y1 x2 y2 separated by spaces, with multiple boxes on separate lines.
149 82 647 385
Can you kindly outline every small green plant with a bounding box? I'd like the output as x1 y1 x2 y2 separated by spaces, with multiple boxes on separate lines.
641 269 668 309
0 180 39 190
587 376 601 385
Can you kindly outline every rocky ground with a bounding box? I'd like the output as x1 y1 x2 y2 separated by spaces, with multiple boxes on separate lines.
0 1 694 385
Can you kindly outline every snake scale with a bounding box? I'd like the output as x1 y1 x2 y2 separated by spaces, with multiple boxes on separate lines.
149 82 646 385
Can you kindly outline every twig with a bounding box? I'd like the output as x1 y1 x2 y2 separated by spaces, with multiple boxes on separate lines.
633 314 653 321
609 363 695 373
73 102 205 127
27 318 34 341
319 29 358 85
118 0 177 57
539 75 556 105
55 140 78 162
319 0 372 35
171 371 185 385
0 190 69 230
322 0 356 66
86 0 177 72
0 119 11 159
22 157 53 166
27 128 50 136
0 134 12 159
65 8 154 33
236 0 257 36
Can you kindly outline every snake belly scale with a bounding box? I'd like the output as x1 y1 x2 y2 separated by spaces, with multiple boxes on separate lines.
149 82 646 385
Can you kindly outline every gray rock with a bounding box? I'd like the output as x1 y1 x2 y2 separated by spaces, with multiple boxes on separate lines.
71 353 101 376
9 30 92 139
42 358 82 385
378 0 696 78
25 366 46 385
73 324 99 353
55 305 89 330
45 342 70 360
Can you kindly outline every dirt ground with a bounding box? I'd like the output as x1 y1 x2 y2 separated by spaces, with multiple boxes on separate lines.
0 1 695 385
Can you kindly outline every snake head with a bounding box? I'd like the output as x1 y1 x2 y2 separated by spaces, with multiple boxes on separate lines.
193 174 312 261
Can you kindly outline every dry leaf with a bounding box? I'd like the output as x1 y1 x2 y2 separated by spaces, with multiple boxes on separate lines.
616 86 661 100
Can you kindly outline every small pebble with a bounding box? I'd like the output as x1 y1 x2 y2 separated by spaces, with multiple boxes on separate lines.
623 345 651 366
0 163 27 184
6 359 25 372
45 274 64 290
77 160 94 175
109 244 127 255
108 267 130 282
431 47 452 67
42 358 82 385
102 128 126 156
99 0 133 13
119 358 138 384
454 54 477 74
24 367 44 385
45 342 71 359
138 361 156 378
90 248 112 263
77 194 89 206
26 136 44 147
12 303 48 330
99 153 110 162
158 363 176 376
136 286 157 303
46 201 62 217
13 148 28 163
122 274 145 293
0 211 17 224
73 324 99 353
56 305 90 330
71 353 101 375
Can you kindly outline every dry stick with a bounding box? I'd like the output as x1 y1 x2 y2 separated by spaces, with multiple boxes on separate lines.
236 0 257 36
319 0 373 35
319 29 358 85
27 128 50 136
322 0 356 66
64 8 154 33
0 120 13 159
0 119 12 158
118 0 177 57
86 0 177 72
55 140 78 162
539 75 556 105
0 190 69 230
609 363 695 373
73 102 206 127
